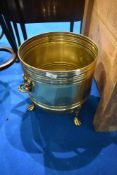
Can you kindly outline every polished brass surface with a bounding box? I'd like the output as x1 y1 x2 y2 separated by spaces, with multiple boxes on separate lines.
29 94 86 112
18 84 27 93
19 33 97 71
74 109 81 126
74 117 81 126
28 104 35 111
18 32 98 112
18 77 32 92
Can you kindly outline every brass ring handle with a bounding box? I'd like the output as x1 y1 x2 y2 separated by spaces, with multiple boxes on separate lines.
18 84 28 93
18 78 32 93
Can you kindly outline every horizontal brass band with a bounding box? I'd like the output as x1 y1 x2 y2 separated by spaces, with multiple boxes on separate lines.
29 94 87 112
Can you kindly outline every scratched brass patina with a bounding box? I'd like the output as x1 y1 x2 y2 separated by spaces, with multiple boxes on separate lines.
18 32 98 112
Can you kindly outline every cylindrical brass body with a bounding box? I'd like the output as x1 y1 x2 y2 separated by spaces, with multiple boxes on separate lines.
18 32 98 111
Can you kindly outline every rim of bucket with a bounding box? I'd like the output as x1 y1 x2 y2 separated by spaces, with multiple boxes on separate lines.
18 32 98 74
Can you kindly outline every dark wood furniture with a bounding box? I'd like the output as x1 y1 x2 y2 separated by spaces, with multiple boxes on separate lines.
1 0 85 47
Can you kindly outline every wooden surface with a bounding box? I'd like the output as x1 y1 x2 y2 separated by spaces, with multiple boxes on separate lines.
2 0 85 22
81 0 94 35
86 0 117 131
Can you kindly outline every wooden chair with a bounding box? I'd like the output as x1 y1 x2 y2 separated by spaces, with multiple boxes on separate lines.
0 8 16 70
1 0 85 48
0 25 4 39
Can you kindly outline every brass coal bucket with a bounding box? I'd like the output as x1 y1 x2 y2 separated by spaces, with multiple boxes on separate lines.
18 32 98 124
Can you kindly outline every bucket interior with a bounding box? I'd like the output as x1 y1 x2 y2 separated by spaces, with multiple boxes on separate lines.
19 33 97 71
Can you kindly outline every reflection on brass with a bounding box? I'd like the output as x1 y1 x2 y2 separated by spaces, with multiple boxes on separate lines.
73 108 81 126
18 32 98 113
23 74 28 82
74 117 81 126
28 104 35 111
